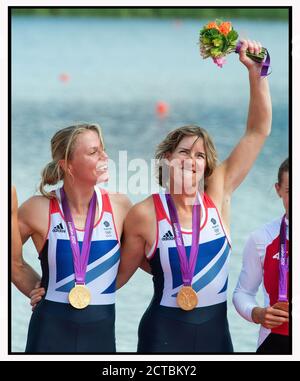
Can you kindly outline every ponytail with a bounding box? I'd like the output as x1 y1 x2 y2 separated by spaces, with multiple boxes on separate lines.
39 160 63 199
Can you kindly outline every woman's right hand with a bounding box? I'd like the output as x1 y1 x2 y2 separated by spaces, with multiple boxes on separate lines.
251 306 289 329
238 39 263 73
29 281 45 311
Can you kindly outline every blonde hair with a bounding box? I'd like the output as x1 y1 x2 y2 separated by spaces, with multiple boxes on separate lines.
155 125 218 187
39 123 104 198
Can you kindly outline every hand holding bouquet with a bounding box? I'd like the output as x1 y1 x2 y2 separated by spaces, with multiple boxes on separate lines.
199 19 270 76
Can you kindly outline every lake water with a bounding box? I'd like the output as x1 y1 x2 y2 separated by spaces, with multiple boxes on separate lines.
11 16 289 353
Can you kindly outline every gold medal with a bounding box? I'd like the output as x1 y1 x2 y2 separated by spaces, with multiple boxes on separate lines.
273 301 289 312
176 286 198 311
68 284 91 309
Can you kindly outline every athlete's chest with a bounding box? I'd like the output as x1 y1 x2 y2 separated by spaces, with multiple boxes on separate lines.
69 207 100 230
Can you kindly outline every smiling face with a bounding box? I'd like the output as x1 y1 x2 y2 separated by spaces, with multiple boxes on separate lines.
66 130 109 186
166 135 206 195
275 170 289 218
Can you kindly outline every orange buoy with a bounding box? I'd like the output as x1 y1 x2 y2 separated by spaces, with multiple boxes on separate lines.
156 101 169 117
59 73 70 83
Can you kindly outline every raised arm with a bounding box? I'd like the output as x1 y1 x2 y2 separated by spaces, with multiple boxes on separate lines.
11 187 41 297
207 40 272 204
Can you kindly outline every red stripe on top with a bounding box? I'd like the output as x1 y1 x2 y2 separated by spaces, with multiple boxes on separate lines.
152 194 166 221
50 190 104 231
152 193 209 233
100 189 120 243
50 189 110 215
50 196 60 215
100 188 113 213
203 193 216 208
40 189 119 257
264 236 289 336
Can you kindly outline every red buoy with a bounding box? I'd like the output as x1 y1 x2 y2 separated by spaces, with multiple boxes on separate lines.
156 101 169 117
59 73 70 83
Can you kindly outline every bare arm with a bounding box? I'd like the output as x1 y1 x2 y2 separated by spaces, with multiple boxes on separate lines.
116 203 150 289
11 187 41 298
207 40 272 208
139 257 152 274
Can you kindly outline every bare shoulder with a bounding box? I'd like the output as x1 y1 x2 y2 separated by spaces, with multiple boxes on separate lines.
18 195 51 223
125 195 155 227
17 195 51 241
130 195 154 215
108 192 132 211
19 195 51 211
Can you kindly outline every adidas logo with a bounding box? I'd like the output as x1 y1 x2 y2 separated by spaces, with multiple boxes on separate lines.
52 223 66 233
162 230 174 241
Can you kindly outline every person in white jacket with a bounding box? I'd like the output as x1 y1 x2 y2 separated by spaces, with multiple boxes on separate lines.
233 158 289 353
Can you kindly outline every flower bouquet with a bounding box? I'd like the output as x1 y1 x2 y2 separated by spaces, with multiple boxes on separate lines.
199 19 270 75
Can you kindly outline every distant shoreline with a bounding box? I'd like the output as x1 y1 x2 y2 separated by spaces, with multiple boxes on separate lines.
11 8 289 20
